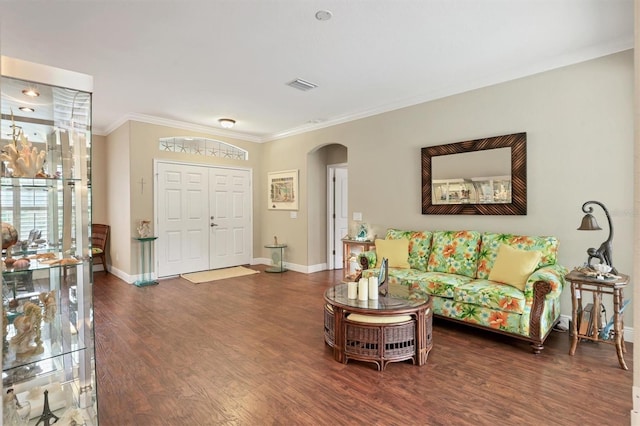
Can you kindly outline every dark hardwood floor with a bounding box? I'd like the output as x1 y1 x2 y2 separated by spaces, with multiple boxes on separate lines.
93 266 633 425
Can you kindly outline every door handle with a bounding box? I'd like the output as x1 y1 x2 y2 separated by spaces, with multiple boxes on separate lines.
211 223 218 227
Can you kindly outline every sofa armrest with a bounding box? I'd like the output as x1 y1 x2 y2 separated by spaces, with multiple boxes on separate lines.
358 250 377 270
521 264 567 344
523 264 567 301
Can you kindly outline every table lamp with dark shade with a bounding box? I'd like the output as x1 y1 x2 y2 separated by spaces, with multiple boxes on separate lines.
577 200 617 274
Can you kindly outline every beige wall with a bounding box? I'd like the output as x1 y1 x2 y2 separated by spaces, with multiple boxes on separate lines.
260 50 634 324
103 121 263 280
105 123 132 275
91 134 108 225
96 50 633 322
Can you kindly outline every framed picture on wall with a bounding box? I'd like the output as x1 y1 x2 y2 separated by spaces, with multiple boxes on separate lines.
268 169 299 210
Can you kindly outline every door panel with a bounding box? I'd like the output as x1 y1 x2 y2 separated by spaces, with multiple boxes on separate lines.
157 163 209 277
334 167 348 268
209 168 251 269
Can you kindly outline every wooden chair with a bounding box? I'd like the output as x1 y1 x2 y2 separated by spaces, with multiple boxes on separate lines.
92 224 110 273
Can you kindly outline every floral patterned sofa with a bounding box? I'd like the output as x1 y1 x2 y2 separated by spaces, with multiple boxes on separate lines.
358 229 566 353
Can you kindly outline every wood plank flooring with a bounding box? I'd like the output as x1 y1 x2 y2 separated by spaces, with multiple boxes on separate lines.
93 266 633 425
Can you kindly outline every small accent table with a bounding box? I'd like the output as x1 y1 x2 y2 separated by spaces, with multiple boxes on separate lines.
566 270 629 370
264 243 287 273
133 236 159 287
324 283 433 370
341 239 376 273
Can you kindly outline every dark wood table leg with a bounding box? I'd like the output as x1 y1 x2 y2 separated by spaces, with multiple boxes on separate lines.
416 309 427 366
613 288 628 370
333 305 346 363
569 282 579 356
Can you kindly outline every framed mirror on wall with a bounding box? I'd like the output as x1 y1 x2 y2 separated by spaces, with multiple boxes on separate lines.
421 132 527 215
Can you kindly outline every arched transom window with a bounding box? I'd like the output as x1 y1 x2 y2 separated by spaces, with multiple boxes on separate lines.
159 137 248 160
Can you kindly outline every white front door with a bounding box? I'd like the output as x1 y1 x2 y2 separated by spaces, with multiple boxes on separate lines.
156 162 252 277
157 162 210 276
209 168 252 269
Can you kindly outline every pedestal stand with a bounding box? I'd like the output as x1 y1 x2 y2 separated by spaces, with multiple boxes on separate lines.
264 244 287 273
133 236 159 287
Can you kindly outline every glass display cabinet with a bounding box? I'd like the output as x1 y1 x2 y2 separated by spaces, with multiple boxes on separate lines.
1 57 97 425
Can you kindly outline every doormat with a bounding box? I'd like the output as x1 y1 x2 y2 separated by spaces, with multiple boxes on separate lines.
180 266 259 284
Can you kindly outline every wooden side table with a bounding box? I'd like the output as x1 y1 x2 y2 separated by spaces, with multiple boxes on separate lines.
341 239 375 274
565 270 629 370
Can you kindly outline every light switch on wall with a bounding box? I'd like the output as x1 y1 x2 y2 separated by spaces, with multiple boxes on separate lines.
290 211 297 219
353 212 362 221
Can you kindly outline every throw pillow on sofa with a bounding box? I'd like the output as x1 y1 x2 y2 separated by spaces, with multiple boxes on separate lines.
385 229 432 271
375 238 410 268
488 244 542 291
427 230 481 278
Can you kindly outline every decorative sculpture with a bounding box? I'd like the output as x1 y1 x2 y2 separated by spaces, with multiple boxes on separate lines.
10 302 44 357
35 390 59 426
577 200 617 274
39 291 57 323
136 220 151 238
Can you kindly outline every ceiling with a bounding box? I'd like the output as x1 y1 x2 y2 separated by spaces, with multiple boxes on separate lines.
0 1 633 143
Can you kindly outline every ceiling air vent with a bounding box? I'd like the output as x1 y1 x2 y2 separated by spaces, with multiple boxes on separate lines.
286 78 318 91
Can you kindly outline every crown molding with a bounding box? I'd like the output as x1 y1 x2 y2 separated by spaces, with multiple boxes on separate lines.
99 113 264 143
96 42 632 144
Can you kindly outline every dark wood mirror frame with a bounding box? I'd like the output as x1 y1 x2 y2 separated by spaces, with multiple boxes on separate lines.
421 132 527 215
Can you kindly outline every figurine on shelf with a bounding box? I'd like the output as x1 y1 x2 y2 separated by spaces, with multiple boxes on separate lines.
3 388 29 426
58 407 85 426
10 315 36 355
137 220 151 238
39 291 57 323
10 301 43 357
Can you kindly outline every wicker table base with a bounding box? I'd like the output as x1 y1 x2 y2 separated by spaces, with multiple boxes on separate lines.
324 284 433 371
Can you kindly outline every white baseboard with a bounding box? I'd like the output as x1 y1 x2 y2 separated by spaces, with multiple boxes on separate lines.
106 266 135 284
559 314 633 343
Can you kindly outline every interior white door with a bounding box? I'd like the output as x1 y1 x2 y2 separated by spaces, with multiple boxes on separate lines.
209 168 252 269
334 167 348 269
157 162 210 277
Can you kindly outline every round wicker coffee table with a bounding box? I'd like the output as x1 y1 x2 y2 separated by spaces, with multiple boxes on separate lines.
324 283 432 371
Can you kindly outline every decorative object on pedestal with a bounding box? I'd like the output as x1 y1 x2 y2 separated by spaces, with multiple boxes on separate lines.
136 219 151 238
577 200 617 274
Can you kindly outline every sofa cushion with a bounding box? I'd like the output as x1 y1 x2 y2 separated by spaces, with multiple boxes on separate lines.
347 313 412 324
432 296 524 335
453 279 526 314
385 229 432 271
375 239 410 268
476 232 559 280
427 230 481 278
405 271 473 298
488 245 542 291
